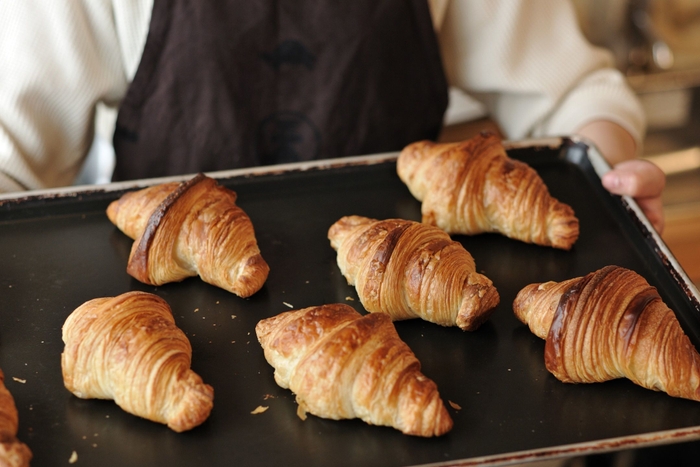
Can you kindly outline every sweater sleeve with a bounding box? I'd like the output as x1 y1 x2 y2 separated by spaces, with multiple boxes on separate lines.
0 0 151 193
437 0 646 145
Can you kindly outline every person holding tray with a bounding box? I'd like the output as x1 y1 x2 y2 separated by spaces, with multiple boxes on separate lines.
0 0 665 232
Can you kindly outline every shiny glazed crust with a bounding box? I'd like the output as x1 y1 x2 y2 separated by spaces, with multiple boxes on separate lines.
328 215 499 331
397 132 579 250
106 173 269 298
513 265 700 401
255 303 453 437
61 291 214 432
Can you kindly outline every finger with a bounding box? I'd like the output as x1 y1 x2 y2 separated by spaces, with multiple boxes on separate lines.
601 159 666 199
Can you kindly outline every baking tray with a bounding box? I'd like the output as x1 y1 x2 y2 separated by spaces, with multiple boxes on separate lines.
1 137 699 466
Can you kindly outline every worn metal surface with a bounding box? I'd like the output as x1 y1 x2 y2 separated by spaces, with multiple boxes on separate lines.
0 138 699 466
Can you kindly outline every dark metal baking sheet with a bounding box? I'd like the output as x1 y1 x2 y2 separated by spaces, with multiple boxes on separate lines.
1 137 699 466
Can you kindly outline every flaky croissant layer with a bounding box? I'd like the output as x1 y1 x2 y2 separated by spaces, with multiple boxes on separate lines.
106 173 269 298
62 291 214 432
514 265 700 402
256 303 453 437
397 132 579 250
0 370 32 467
329 215 499 331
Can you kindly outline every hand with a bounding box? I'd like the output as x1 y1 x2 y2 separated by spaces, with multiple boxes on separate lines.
601 159 666 234
575 120 666 233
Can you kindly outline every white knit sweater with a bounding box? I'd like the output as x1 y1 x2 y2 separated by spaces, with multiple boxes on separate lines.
0 0 645 192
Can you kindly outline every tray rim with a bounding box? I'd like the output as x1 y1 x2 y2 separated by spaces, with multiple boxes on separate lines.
418 427 700 467
1 136 697 303
0 137 568 200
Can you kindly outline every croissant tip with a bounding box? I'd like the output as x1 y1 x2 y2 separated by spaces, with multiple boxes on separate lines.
106 200 118 222
455 279 500 331
166 378 215 433
328 215 375 250
512 283 543 320
226 254 270 298
457 302 498 331
400 395 454 437
436 413 455 437
548 212 580 250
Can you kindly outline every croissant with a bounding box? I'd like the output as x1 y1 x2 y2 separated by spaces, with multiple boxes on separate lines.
61 291 214 432
328 215 499 331
0 370 32 467
513 265 700 401
106 173 269 298
255 303 453 436
396 131 579 250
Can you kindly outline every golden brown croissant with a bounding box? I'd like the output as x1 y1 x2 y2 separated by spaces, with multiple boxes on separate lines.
328 215 499 331
61 291 214 432
106 173 269 298
396 132 579 250
513 265 700 401
255 303 453 437
0 370 32 467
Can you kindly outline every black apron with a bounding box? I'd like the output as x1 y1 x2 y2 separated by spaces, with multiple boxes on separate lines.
112 0 448 181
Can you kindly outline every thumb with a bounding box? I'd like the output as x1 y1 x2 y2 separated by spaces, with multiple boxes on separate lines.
601 159 666 199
